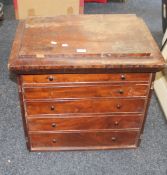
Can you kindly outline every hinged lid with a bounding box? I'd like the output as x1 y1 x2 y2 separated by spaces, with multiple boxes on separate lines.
8 14 165 74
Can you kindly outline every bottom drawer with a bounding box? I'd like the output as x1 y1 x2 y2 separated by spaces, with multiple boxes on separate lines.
29 131 140 151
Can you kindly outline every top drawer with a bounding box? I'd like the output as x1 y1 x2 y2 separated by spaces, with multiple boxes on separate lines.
21 73 151 84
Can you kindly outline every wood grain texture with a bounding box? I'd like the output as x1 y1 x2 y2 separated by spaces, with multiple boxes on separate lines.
140 73 156 134
17 76 31 150
21 73 150 84
27 115 143 131
23 84 149 99
25 98 146 115
8 15 165 74
29 130 140 151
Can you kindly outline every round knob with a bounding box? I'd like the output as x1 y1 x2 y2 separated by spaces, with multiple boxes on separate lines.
51 106 55 111
51 123 56 128
112 137 116 141
48 75 54 81
114 121 119 126
52 139 57 143
121 74 126 80
118 89 124 94
116 104 122 109
75 108 79 113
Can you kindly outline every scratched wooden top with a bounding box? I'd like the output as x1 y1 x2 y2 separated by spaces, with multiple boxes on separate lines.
9 14 165 74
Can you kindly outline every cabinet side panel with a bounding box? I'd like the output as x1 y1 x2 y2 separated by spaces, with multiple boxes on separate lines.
140 73 156 134
17 76 30 150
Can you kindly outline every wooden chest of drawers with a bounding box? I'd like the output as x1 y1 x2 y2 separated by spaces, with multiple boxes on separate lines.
8 15 165 151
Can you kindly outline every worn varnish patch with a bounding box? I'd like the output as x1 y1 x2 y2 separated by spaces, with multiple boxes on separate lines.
8 14 165 73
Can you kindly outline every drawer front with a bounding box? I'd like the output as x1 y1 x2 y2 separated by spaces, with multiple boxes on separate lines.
23 84 149 99
29 131 139 150
28 115 143 131
25 98 146 115
22 73 150 84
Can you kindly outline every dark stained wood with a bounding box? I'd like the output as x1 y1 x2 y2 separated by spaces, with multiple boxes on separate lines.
8 15 165 151
17 76 30 150
23 84 149 99
8 15 165 74
27 114 143 131
21 73 151 84
29 130 140 151
25 98 146 115
140 73 156 134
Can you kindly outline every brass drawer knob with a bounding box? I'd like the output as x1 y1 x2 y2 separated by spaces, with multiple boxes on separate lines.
51 105 55 111
75 108 79 113
116 104 122 109
48 75 54 81
52 139 57 143
121 74 126 80
114 121 119 126
112 137 117 141
51 123 56 128
118 89 124 94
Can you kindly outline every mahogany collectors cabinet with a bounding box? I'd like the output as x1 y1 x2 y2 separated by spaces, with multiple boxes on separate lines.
8 15 165 151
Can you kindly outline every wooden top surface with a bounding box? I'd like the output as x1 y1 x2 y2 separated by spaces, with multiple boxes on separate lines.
8 14 165 74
